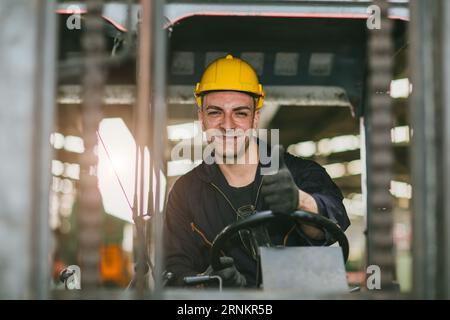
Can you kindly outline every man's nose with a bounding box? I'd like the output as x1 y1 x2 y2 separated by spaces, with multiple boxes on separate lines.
220 112 235 130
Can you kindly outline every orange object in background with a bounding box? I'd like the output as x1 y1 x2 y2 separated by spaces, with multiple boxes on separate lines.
346 271 366 288
100 244 130 287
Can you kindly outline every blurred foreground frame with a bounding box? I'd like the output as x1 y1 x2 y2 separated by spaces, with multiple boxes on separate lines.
2 0 450 300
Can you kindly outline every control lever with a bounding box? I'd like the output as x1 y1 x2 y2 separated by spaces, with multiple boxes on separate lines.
183 275 223 291
162 271 174 287
59 265 81 290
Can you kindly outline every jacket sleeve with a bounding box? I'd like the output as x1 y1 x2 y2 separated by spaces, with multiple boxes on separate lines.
292 160 350 231
163 179 205 286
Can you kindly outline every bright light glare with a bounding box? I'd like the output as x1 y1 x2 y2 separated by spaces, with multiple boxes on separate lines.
63 162 80 180
97 118 167 222
122 224 134 253
323 163 346 179
343 194 364 217
168 159 202 177
98 118 136 223
294 141 316 157
390 180 412 199
328 135 360 153
390 78 412 98
347 159 362 175
288 127 408 158
317 138 331 155
50 132 65 149
51 160 64 176
64 135 85 153
391 126 410 144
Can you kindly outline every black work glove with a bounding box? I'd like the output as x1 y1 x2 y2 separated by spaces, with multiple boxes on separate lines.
203 257 247 288
261 145 299 215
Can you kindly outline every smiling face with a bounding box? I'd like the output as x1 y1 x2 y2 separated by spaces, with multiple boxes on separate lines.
198 91 260 161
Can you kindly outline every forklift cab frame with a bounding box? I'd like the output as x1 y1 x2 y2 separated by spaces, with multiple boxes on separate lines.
53 0 409 299
6 0 450 300
155 0 409 299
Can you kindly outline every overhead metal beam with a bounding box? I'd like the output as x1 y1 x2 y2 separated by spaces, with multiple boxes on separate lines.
165 0 410 24
57 85 352 107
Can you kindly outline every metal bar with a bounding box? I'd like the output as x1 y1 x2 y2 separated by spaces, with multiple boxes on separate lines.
56 85 352 108
152 0 168 298
366 0 395 290
409 0 438 299
78 0 106 294
30 0 58 299
360 116 370 265
424 0 450 300
431 1 446 300
164 1 410 25
442 0 450 300
133 144 139 218
134 0 153 296
0 0 57 299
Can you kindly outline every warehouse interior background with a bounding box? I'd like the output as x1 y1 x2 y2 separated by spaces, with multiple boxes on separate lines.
2 0 450 300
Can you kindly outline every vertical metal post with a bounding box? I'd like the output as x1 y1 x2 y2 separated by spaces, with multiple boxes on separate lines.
411 0 450 300
366 0 396 290
31 0 58 299
409 0 439 299
442 0 450 300
151 0 168 298
0 0 56 299
360 116 370 265
78 0 106 294
134 0 152 295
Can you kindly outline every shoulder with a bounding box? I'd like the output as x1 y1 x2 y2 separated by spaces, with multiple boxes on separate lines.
168 167 197 196
283 152 326 175
165 167 200 220
167 162 207 199
283 152 343 197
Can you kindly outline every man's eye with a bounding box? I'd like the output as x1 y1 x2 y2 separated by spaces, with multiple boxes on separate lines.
236 112 249 117
207 111 220 116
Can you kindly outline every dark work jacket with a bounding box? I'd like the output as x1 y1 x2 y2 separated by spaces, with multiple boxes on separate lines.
163 150 350 287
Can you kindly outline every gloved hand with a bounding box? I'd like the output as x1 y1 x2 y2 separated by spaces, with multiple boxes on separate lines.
261 145 299 215
203 256 247 288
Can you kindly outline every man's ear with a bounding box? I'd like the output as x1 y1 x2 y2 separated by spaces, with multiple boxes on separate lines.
197 106 206 131
198 108 206 131
253 109 261 129
198 94 207 130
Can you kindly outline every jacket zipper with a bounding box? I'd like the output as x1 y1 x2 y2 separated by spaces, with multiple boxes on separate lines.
210 177 264 217
191 222 227 257
210 179 265 262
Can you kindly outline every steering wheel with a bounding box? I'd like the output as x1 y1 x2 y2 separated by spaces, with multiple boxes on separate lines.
210 210 349 271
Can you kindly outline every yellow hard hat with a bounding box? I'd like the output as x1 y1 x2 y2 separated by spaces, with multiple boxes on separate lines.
194 54 265 109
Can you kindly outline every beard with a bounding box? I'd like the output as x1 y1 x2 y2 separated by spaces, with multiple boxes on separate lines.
216 135 249 163
206 129 251 164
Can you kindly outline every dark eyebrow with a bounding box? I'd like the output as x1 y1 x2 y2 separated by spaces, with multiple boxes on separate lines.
204 105 252 112
233 106 252 112
204 105 223 111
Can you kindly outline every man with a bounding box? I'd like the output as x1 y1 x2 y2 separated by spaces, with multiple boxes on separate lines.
164 54 350 288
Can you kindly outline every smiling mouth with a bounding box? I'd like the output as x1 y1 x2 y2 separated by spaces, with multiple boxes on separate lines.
215 136 243 142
